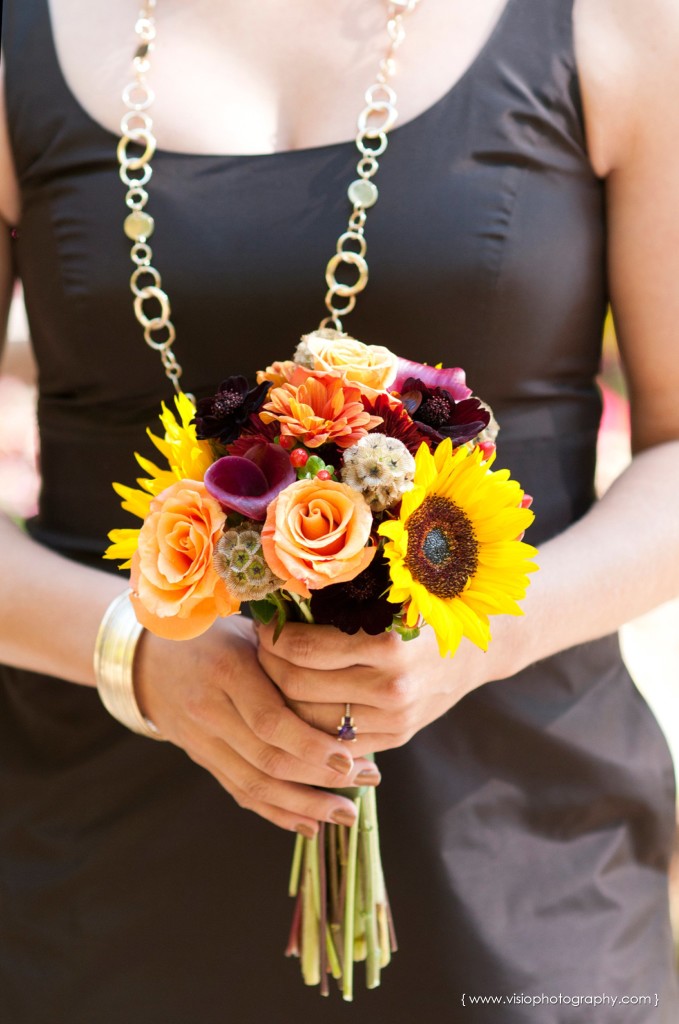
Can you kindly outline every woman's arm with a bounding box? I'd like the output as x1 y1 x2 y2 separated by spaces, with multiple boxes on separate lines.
0 62 18 347
257 0 679 749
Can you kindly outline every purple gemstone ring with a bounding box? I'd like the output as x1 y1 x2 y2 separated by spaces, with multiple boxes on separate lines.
336 703 357 742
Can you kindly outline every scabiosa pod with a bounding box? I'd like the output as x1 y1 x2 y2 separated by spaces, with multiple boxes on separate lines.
213 524 282 602
341 434 415 512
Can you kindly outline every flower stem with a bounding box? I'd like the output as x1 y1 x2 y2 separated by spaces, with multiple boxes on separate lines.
318 823 329 997
288 591 314 623
301 837 320 986
328 823 340 925
285 889 302 958
325 923 342 980
288 832 304 897
342 795 361 1002
360 790 380 988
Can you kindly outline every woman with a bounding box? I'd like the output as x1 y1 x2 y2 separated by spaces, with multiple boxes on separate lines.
1 0 678 1020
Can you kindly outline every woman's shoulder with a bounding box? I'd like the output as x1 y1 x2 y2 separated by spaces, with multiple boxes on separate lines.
575 0 679 176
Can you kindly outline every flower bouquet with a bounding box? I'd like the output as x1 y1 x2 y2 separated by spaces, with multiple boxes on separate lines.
106 329 537 1000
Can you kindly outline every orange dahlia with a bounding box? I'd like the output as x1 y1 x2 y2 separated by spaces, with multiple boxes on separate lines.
256 360 299 388
259 370 382 449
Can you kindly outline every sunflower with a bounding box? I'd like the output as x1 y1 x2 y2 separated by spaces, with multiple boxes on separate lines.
149 391 214 483
104 392 213 569
378 439 537 657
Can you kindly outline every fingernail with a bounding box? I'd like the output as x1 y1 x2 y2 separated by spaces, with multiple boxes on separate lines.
296 823 316 839
331 808 356 828
327 753 353 775
356 768 381 785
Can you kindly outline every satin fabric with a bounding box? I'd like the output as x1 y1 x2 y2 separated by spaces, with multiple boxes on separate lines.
1 0 677 1020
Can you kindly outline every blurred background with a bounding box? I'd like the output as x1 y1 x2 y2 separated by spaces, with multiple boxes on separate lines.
1 287 678 945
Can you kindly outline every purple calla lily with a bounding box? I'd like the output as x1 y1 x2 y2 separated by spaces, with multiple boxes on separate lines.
204 442 295 521
391 357 471 400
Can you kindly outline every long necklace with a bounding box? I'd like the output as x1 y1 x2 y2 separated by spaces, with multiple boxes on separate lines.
117 0 422 395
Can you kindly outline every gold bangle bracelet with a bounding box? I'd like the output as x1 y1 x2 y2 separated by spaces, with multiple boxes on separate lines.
94 591 164 740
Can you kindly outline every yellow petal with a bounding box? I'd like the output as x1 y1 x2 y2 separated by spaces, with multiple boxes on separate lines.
378 519 405 541
112 482 153 520
104 528 141 569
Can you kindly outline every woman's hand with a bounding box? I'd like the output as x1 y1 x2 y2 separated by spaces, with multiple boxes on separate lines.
256 620 519 756
133 614 381 835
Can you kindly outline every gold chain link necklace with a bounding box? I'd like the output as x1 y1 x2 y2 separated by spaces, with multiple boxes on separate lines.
117 0 422 395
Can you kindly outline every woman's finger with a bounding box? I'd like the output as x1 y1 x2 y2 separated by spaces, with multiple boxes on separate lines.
218 651 384 779
257 644 385 706
197 737 363 829
191 688 382 789
256 620 402 671
286 699 403 736
286 700 413 754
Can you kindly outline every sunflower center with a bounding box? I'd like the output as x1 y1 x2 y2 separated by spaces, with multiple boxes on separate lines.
418 393 453 428
422 527 449 564
404 495 478 599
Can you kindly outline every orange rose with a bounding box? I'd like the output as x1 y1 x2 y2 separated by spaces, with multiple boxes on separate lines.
130 479 239 640
301 330 398 397
261 478 375 598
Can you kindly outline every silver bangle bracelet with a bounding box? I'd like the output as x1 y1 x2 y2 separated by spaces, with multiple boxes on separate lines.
94 591 164 740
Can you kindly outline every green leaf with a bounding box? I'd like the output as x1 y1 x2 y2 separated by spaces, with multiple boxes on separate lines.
225 510 247 529
249 599 278 625
272 610 287 644
395 625 421 642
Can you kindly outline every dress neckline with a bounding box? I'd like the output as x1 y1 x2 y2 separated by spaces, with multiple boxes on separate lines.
43 0 516 161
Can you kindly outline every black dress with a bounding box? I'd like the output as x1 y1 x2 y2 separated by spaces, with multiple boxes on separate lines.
1 0 677 1021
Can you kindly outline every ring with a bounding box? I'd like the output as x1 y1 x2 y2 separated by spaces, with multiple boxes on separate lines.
337 703 357 742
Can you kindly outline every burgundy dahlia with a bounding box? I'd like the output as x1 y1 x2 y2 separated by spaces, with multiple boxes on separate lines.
400 377 491 445
194 376 271 445
363 394 432 456
309 553 394 636
226 415 279 457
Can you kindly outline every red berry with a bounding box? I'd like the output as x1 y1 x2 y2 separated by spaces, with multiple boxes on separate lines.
316 469 331 480
279 434 295 450
290 448 309 467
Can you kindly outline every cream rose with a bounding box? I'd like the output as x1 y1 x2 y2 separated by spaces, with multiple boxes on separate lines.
299 330 398 396
261 478 375 598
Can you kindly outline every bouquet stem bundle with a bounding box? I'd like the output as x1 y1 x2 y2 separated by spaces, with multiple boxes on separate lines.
286 782 396 1000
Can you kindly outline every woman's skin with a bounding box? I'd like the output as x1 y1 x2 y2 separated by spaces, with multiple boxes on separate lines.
0 0 678 837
